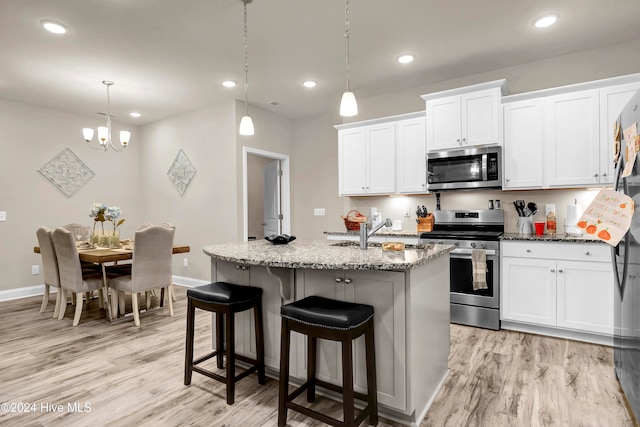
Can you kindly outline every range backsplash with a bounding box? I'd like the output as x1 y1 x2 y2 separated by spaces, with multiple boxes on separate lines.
346 188 603 235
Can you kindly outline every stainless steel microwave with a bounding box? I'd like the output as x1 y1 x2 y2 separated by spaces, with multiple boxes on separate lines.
427 146 502 191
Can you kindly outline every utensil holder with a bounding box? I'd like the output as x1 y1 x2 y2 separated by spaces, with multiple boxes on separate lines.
416 214 434 233
517 217 534 236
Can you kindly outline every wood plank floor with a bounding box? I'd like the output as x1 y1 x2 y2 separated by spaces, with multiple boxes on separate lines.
0 286 634 426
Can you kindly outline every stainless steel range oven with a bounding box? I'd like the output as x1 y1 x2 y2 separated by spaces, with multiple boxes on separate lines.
419 210 504 330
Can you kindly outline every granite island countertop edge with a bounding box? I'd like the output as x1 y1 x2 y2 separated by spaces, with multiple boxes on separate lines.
203 240 454 270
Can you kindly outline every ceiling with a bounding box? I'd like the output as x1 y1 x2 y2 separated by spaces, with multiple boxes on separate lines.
1 0 640 126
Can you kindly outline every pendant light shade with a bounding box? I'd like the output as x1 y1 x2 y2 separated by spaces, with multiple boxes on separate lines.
339 0 358 117
340 90 358 117
239 0 254 136
239 114 254 136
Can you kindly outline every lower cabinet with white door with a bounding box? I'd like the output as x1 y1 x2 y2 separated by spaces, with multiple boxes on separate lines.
501 240 614 345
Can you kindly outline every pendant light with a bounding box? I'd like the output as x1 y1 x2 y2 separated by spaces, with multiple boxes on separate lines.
339 0 358 117
238 0 255 136
82 81 130 151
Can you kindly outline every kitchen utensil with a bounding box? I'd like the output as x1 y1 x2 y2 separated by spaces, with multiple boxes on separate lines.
527 202 537 216
522 206 532 217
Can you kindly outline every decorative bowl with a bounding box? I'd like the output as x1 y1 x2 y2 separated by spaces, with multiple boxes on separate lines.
264 234 296 245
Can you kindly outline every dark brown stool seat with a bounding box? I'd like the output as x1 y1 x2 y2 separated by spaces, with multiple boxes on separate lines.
278 295 378 427
184 282 265 405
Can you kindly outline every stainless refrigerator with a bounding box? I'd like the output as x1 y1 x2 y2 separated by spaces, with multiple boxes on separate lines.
614 89 640 420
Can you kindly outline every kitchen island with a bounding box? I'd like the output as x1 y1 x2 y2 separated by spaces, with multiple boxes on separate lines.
202 239 454 426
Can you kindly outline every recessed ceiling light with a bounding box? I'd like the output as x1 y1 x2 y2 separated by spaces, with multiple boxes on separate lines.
129 112 142 118
302 80 317 88
222 80 237 88
397 54 415 64
533 14 558 28
40 19 69 34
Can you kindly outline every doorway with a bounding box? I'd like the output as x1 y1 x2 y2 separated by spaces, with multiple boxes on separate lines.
242 147 291 241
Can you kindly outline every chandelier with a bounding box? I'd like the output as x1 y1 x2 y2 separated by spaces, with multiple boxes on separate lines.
82 81 131 151
339 0 358 117
238 0 254 136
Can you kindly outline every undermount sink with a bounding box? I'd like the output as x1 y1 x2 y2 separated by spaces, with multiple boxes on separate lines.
329 241 428 250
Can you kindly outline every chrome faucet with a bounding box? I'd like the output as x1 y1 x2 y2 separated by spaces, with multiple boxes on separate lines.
359 218 392 250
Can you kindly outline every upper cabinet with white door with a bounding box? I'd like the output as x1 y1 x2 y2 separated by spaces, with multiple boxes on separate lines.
336 111 425 196
422 80 507 152
502 73 640 189
599 81 640 184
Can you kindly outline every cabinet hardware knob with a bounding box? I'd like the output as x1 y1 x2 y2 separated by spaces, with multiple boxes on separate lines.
362 186 365 190
551 269 555 272
585 251 590 256
506 178 510 182
603 173 607 177
344 278 352 284
594 173 599 177
558 269 564 273
457 139 460 142
335 278 343 283
236 265 241 270
526 249 531 253
462 138 467 142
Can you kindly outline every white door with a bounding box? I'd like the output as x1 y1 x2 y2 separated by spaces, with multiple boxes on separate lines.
366 123 396 194
462 88 500 147
263 160 281 237
396 117 427 193
426 95 461 151
338 127 368 195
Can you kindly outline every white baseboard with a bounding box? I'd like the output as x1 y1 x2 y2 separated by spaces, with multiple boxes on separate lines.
0 275 208 303
501 320 614 346
171 275 209 288
0 284 55 302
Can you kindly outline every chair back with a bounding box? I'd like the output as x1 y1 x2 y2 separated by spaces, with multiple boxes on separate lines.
131 224 175 292
52 227 85 293
36 227 60 288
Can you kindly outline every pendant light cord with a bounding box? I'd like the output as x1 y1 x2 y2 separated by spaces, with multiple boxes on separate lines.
243 0 249 115
344 0 351 91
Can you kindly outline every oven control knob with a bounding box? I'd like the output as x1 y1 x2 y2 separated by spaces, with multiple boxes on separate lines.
454 242 459 247
438 241 444 245
471 242 476 248
481 243 486 249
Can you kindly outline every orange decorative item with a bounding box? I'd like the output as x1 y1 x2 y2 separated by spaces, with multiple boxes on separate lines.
586 224 597 234
598 229 611 240
341 210 367 231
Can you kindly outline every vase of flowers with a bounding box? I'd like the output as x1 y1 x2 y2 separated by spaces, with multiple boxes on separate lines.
89 203 125 248
104 206 125 248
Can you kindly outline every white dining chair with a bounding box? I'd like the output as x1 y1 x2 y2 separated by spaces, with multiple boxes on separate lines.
36 227 62 318
108 224 175 326
52 227 104 326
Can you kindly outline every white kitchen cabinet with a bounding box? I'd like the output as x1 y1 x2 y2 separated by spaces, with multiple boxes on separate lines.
212 261 287 370
396 116 427 193
545 90 600 187
502 99 544 189
338 122 396 196
423 80 505 152
556 260 614 335
501 241 614 338
294 268 407 411
599 82 640 185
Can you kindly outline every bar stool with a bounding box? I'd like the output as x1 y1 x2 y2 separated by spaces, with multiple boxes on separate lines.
184 282 265 405
278 295 378 427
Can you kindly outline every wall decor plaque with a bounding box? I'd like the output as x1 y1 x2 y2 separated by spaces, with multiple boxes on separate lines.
37 148 95 197
167 149 197 196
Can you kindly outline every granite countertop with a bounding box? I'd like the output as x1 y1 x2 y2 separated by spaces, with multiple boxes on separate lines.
324 230 421 238
203 239 454 270
500 233 606 244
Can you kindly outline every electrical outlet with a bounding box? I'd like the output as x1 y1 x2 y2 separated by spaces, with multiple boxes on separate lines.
0 211 6 221
313 208 325 216
32 265 39 275
183 258 188 267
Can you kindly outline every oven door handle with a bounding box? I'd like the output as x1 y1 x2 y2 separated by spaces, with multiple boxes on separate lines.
451 248 497 257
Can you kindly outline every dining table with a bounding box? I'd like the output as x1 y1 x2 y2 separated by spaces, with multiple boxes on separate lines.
34 244 190 321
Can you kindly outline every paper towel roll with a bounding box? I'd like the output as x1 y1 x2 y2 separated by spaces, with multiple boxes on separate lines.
566 204 584 234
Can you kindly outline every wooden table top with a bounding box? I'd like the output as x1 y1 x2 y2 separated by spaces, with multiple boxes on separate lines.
34 245 190 264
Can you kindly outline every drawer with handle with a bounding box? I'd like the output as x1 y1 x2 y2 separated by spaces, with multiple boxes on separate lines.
501 241 609 262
